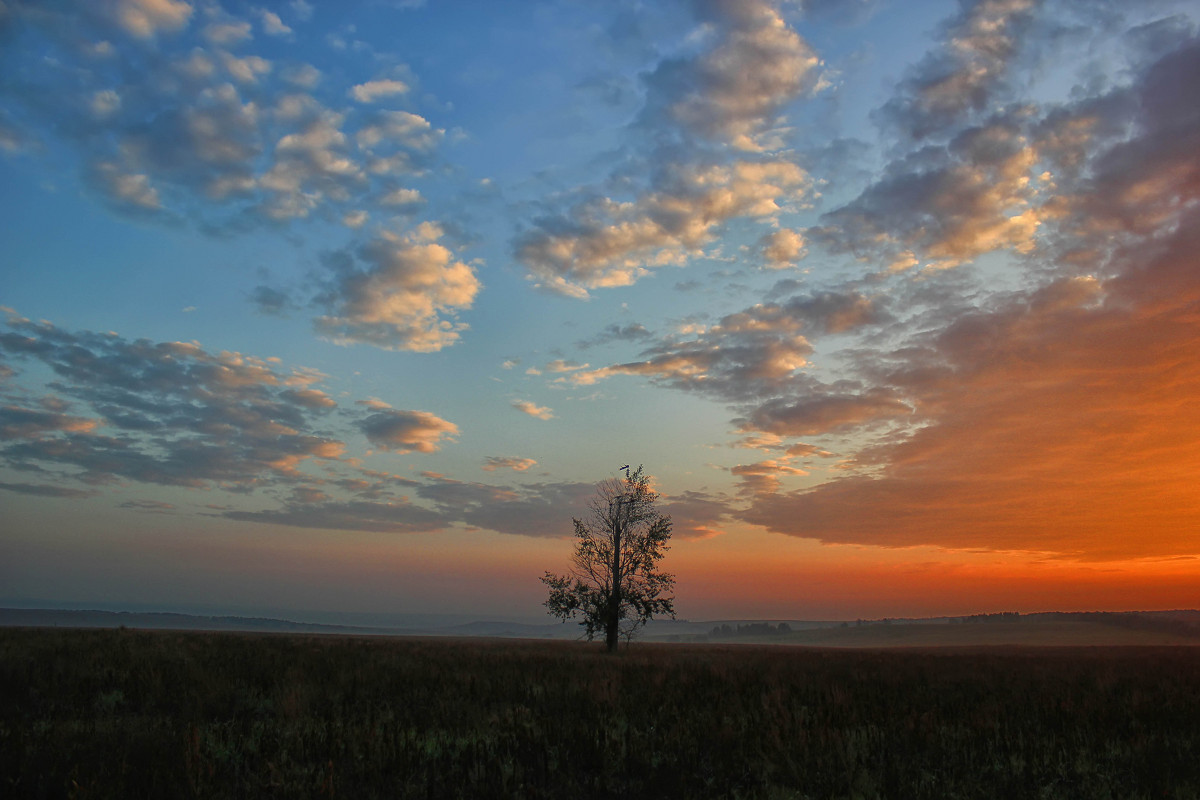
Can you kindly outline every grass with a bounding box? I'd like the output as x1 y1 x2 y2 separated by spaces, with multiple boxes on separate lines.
3 627 1200 798
699 619 1200 648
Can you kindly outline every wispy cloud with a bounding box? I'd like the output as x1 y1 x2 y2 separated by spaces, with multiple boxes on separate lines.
0 310 346 489
482 456 538 472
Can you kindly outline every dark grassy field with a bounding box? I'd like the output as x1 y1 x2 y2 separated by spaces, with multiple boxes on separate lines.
3 628 1200 798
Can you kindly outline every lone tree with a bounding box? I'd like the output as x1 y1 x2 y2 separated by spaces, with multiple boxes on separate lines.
542 465 676 652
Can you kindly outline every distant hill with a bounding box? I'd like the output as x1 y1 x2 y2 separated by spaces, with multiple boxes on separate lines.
692 611 1200 648
0 608 404 636
4 608 1198 647
0 608 582 639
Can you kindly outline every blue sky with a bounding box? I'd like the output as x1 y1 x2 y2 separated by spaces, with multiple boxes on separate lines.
3 0 1200 622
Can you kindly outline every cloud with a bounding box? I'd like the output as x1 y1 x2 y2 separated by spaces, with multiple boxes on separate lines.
357 111 442 155
657 489 736 539
249 285 294 316
350 79 410 103
759 228 806 268
0 406 101 439
743 390 912 436
737 35 1200 559
380 187 423 208
0 311 346 489
482 456 538 472
224 473 595 538
777 290 889 335
313 223 481 352
812 117 1046 269
258 109 363 219
357 408 459 454
259 9 292 36
513 0 818 296
517 159 811 296
120 499 176 512
279 388 336 409
0 6 444 236
576 322 653 350
731 459 807 496
0 481 99 499
740 266 1200 561
110 0 194 39
876 0 1037 140
543 359 589 374
224 497 451 534
420 476 597 538
290 0 313 22
88 162 164 215
570 300 816 401
643 0 821 151
511 401 554 420
203 20 252 46
569 289 891 445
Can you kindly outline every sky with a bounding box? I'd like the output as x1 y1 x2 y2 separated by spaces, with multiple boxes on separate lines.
2 0 1199 624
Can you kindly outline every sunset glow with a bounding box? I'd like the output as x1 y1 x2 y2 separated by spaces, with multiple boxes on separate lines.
2 0 1199 623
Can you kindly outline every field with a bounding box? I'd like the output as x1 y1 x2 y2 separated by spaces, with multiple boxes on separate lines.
692 618 1200 648
3 629 1200 798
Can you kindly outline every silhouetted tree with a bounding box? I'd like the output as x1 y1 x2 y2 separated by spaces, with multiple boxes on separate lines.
541 465 675 653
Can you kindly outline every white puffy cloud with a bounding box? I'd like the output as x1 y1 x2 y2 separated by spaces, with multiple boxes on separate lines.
513 0 819 296
357 110 442 154
655 0 821 151
258 110 364 219
350 79 410 103
0 5 445 236
759 228 806 267
313 223 481 352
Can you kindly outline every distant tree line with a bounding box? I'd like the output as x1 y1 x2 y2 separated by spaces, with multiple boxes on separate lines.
709 622 792 638
959 612 1022 624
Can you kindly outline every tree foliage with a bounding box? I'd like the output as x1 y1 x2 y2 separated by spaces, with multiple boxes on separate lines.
541 466 675 651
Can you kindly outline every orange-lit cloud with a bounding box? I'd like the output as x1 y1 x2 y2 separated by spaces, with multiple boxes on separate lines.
745 216 1200 559
357 409 459 454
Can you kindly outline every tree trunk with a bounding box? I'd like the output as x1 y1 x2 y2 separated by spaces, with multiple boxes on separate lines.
606 507 622 653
